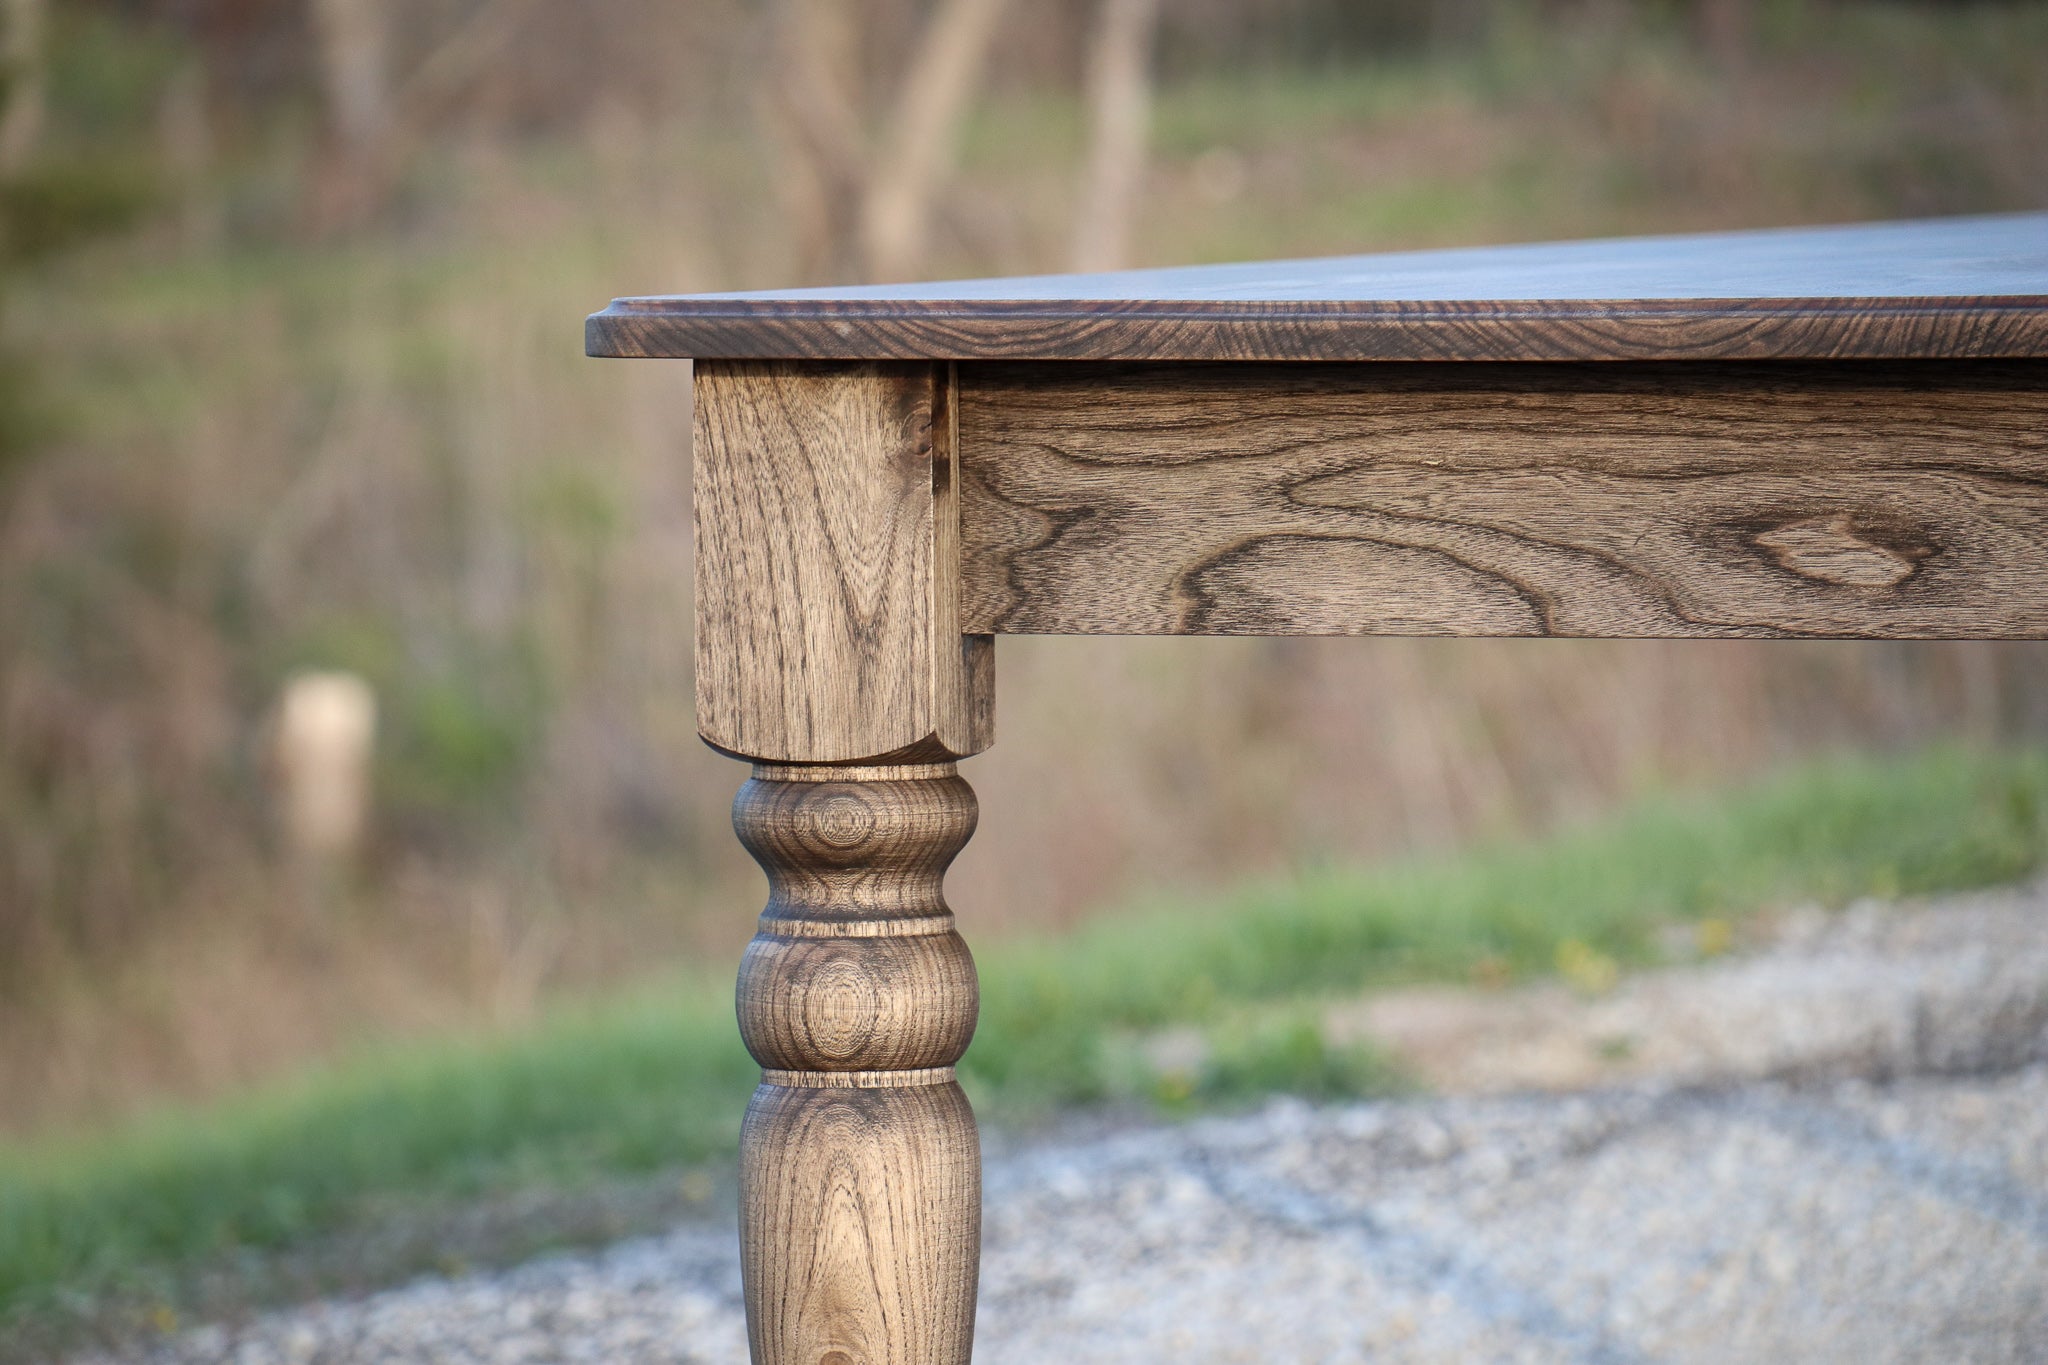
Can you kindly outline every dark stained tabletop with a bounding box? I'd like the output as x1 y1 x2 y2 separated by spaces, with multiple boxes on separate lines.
588 213 2048 363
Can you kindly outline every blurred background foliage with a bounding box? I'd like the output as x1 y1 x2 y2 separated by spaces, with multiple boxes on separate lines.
1 0 2046 1139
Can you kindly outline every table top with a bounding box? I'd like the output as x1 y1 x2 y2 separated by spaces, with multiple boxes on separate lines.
588 213 2048 364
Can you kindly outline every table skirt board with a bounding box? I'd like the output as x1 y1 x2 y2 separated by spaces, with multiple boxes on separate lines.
956 360 2048 640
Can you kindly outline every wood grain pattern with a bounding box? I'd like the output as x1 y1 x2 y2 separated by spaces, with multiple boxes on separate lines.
958 361 2048 639
694 361 994 763
590 214 2048 362
610 219 2048 1363
735 763 982 1365
593 294 2048 364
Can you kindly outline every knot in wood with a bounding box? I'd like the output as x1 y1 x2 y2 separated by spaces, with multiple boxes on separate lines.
1749 511 1936 588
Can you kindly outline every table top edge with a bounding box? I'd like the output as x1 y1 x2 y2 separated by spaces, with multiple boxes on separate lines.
585 294 2048 364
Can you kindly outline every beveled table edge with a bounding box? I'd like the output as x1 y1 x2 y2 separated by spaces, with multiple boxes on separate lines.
586 295 2048 363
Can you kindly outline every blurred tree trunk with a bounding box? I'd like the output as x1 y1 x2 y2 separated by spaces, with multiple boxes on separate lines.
303 0 541 233
1070 0 1160 272
767 0 1010 283
159 61 219 247
310 0 393 155
0 0 45 175
767 0 869 282
859 0 1010 281
305 0 392 231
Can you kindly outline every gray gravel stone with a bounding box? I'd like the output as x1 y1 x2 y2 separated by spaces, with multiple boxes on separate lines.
78 885 2048 1364
1331 883 2048 1093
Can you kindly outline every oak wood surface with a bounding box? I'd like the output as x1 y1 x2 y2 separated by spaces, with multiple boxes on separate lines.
958 360 2048 638
735 762 982 1365
693 361 994 764
621 221 2048 1365
591 214 2048 362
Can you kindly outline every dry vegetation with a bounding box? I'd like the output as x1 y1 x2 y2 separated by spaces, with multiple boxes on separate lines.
2 0 2045 1137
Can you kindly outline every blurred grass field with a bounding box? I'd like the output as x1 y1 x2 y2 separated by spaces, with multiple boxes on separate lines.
8 5 2047 1142
4 744 2046 1350
2 1 2048 1347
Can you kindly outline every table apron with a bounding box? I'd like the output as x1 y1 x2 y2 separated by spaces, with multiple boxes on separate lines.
956 359 2048 640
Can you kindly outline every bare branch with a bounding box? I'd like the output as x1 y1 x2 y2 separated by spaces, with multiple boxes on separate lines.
0 0 47 175
309 0 393 153
1070 0 1160 273
858 0 1010 281
765 0 870 282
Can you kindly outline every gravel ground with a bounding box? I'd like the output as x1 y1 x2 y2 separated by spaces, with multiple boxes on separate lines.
79 885 2048 1364
1337 881 2048 1093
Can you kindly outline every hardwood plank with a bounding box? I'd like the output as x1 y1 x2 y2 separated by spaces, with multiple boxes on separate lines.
694 360 994 763
591 214 2048 362
957 361 2048 639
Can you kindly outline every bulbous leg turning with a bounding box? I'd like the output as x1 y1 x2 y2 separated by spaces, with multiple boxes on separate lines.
734 763 981 1365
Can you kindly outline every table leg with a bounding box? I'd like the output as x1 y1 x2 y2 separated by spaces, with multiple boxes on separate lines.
733 761 982 1365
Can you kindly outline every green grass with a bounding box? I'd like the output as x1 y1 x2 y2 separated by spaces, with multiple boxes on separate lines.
3 744 2046 1326
966 744 2047 1110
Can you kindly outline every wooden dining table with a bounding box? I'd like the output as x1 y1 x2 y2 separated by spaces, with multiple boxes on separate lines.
587 212 2048 1365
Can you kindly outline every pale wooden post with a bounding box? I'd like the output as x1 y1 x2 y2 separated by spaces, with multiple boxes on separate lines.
693 359 994 1365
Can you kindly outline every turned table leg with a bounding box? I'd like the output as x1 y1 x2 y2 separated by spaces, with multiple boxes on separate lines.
734 762 981 1364
686 360 994 1364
